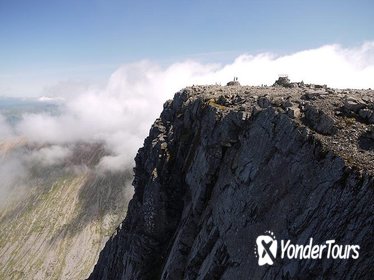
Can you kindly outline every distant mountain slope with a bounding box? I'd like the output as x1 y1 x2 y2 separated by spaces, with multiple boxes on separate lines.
0 141 132 280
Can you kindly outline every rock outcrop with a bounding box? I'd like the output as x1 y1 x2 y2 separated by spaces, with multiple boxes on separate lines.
89 84 374 279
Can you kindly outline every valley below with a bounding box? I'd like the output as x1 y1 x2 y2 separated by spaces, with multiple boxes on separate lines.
0 140 132 280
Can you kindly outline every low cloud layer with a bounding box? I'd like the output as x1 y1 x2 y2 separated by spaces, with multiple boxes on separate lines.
0 115 14 139
1 42 374 176
28 145 72 167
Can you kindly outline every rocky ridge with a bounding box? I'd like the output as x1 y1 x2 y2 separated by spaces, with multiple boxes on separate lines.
89 82 374 279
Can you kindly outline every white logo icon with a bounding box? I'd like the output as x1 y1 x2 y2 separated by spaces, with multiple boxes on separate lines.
254 231 360 266
255 231 277 266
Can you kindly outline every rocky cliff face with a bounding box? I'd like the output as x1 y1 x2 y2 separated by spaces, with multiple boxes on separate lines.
89 84 374 279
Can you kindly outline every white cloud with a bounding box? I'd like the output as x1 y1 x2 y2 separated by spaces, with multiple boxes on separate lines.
0 114 14 139
1 42 373 205
6 42 374 173
27 145 72 167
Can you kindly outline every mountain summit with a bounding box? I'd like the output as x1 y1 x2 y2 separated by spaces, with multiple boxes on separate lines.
89 83 374 279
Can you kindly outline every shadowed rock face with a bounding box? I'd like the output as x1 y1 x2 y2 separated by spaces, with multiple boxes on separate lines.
89 85 374 280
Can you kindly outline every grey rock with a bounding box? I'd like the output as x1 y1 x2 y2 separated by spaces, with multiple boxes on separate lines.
257 96 271 108
89 84 374 280
301 91 323 100
226 81 241 86
343 97 366 113
282 98 293 108
286 106 301 119
359 108 374 124
273 76 291 87
303 105 337 135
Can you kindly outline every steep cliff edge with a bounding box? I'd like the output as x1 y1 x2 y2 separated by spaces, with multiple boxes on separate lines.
89 84 374 279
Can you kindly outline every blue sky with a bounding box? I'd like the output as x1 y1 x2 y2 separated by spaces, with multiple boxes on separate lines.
0 0 373 96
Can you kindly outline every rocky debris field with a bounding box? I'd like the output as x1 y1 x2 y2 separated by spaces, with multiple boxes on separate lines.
181 82 374 174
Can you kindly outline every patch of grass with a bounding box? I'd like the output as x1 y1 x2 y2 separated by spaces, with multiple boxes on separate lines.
207 99 226 110
344 117 356 126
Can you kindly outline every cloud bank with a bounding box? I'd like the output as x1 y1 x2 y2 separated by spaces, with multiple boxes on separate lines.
2 42 374 174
